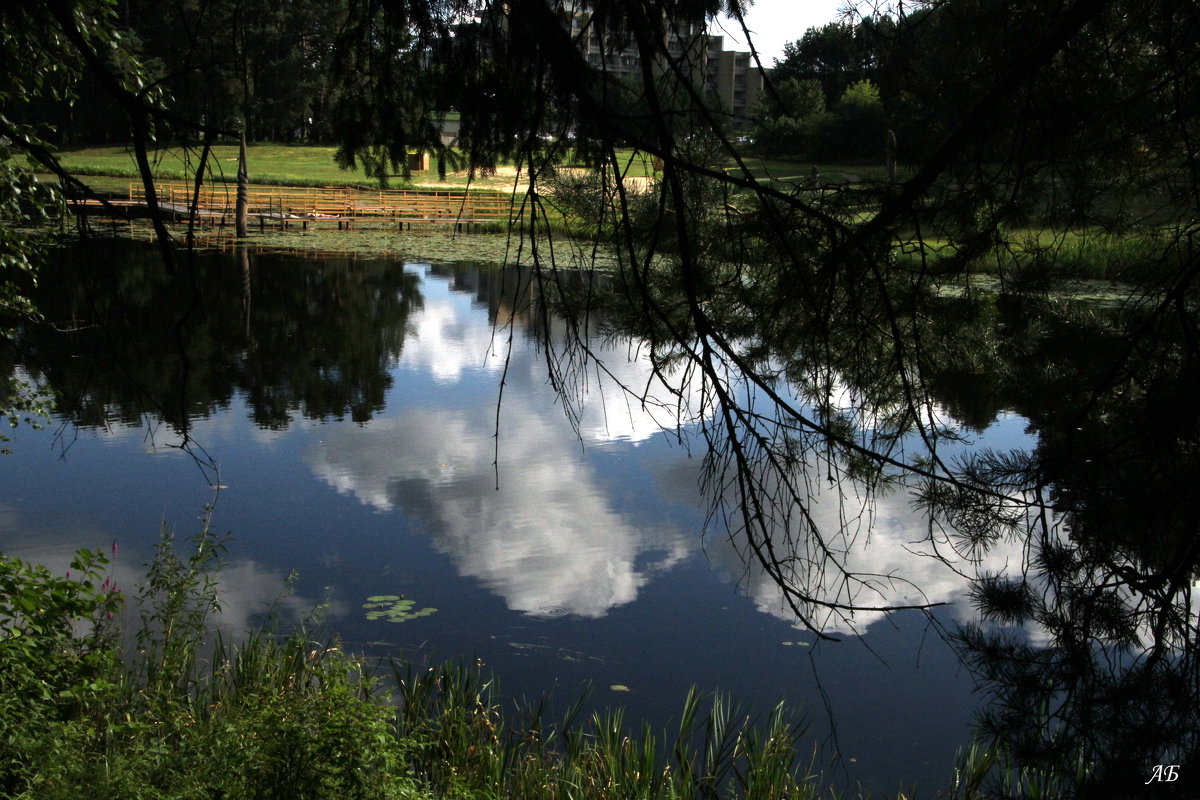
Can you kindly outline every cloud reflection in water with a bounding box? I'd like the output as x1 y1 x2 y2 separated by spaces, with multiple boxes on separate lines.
306 268 692 618
304 266 1031 634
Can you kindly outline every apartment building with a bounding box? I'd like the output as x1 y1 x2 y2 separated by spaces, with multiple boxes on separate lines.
704 36 765 130
458 3 767 130
565 5 765 129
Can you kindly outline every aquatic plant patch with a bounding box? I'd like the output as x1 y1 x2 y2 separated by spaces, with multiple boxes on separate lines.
363 595 438 622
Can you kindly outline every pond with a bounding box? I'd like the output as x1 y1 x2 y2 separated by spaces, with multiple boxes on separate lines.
0 239 1189 796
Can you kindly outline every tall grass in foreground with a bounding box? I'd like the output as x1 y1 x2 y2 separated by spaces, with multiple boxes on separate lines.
2 520 962 800
392 660 826 800
948 741 1088 800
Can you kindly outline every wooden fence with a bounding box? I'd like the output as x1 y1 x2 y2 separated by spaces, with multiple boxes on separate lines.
125 183 518 229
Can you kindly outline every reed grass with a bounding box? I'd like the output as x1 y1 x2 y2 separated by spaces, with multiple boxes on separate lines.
1 518 952 800
895 228 1170 285
949 740 1090 800
390 659 831 800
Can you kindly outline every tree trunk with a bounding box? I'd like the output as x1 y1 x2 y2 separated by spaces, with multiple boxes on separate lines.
236 132 248 238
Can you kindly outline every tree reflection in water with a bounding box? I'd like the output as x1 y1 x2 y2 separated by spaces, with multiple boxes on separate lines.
14 240 422 434
517 234 1198 793
928 297 1200 794
4 235 1196 793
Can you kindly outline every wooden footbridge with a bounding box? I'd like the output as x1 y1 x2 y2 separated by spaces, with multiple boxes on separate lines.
73 182 519 231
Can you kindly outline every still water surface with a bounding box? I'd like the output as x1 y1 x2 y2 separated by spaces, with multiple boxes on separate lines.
0 244 1035 795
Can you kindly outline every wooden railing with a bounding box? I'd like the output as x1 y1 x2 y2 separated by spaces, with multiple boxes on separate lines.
127 183 517 227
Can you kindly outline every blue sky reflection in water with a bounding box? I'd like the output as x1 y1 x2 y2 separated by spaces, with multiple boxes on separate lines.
0 253 1036 795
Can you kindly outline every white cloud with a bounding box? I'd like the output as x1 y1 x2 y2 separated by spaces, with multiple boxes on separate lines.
305 398 690 618
713 0 848 63
400 265 507 383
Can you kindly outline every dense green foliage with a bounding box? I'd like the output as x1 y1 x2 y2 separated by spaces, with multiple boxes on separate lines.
0 549 123 796
11 0 341 145
755 16 899 160
0 530 414 800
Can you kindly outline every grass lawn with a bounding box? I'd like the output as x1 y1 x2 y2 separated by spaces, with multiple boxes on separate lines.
54 143 408 190
726 156 888 183
49 143 880 195
50 143 669 193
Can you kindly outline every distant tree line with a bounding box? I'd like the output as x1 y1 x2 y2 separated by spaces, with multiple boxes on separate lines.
2 0 1059 168
17 0 346 145
13 0 1100 171
754 16 895 161
755 2 1156 165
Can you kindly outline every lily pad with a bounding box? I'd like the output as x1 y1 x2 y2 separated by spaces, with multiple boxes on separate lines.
363 594 438 623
